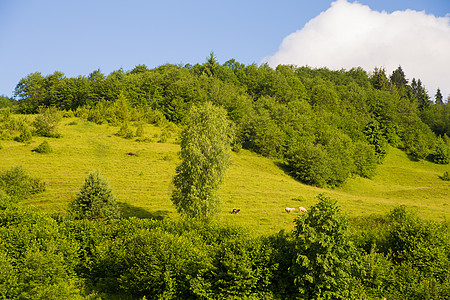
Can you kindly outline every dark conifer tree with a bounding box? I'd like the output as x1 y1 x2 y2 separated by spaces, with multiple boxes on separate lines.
370 67 390 90
435 88 443 105
411 78 431 111
390 65 408 89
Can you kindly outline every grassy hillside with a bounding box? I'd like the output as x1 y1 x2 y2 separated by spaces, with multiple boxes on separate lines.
1 117 449 234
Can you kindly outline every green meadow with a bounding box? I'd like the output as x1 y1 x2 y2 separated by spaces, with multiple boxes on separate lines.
2 117 448 234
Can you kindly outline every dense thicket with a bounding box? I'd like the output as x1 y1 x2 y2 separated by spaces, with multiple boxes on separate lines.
0 196 448 299
11 56 449 186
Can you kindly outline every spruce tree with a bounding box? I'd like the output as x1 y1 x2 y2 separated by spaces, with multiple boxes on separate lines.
171 102 233 221
390 65 408 89
435 88 443 105
68 171 120 221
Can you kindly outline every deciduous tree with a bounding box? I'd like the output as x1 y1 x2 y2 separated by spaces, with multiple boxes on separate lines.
171 102 233 221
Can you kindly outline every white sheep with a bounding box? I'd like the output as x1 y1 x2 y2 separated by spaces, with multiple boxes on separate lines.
285 207 295 213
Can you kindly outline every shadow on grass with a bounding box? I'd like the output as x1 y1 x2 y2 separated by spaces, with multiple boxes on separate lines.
118 202 169 220
274 161 292 176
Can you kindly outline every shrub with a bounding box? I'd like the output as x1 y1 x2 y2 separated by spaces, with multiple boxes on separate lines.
0 208 84 299
89 227 214 298
68 171 120 222
0 166 45 200
135 123 144 137
14 127 33 143
0 189 16 209
432 136 449 164
33 140 53 154
115 123 134 139
33 106 62 138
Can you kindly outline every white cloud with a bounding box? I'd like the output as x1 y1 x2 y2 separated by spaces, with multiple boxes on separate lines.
263 0 450 100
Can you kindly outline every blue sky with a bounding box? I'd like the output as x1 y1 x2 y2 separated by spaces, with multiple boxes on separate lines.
1 0 449 98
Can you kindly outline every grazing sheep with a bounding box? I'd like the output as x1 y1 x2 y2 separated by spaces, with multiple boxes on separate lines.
299 207 307 212
285 207 295 213
232 208 240 214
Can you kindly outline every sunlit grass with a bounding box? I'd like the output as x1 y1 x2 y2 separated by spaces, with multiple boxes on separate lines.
1 117 449 235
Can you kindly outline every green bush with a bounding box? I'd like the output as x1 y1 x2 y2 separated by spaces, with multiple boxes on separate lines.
0 208 84 299
14 127 33 143
89 227 214 298
432 136 449 164
135 123 144 137
115 123 134 139
33 106 62 138
0 166 45 200
33 140 53 154
0 189 16 210
68 171 121 222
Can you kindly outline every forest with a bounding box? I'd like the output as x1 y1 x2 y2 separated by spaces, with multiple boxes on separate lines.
0 54 449 299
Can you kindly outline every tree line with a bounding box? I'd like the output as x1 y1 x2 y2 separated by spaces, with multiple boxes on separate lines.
9 54 450 187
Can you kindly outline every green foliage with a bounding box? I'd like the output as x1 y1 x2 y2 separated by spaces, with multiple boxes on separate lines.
411 78 432 111
432 136 449 164
10 58 448 190
353 141 377 178
78 218 274 299
13 126 33 143
135 123 144 137
115 123 134 139
0 166 45 201
112 91 130 124
370 67 390 90
68 171 120 222
0 95 14 108
0 208 84 299
0 200 449 299
291 194 361 299
171 102 233 221
0 189 16 209
363 119 387 162
285 131 357 187
383 206 450 298
285 142 331 187
33 106 62 137
33 140 53 154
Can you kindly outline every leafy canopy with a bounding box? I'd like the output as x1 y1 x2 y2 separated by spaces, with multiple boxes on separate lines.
171 102 233 221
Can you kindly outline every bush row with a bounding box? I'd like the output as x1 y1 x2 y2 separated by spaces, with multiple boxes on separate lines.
0 196 448 299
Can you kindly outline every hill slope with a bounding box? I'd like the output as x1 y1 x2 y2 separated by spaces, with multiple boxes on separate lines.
1 118 449 234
